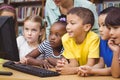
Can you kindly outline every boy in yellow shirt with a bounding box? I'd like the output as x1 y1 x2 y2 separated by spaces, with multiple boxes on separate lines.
56 7 100 75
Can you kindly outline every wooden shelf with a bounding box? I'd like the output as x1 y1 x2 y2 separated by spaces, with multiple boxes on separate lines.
89 0 103 3
10 1 43 7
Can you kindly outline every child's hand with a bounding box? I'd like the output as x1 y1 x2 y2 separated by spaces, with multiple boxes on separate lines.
19 57 28 64
41 59 54 69
56 58 68 72
108 39 120 54
55 58 78 74
57 58 68 66
78 66 92 77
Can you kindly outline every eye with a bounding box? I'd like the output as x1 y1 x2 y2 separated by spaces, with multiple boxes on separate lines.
107 27 111 30
102 23 106 26
24 27 29 30
55 33 60 37
32 29 37 32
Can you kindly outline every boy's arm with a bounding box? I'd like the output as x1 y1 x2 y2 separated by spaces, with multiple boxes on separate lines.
85 58 97 67
92 57 105 68
89 67 111 76
78 66 111 76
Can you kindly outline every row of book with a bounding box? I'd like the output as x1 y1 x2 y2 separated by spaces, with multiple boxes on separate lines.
96 1 120 15
103 1 120 9
16 6 42 21
8 0 41 2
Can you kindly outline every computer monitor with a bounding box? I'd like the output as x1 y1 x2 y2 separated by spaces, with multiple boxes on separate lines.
0 16 19 61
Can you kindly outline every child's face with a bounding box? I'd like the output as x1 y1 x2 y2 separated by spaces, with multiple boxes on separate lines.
99 14 110 40
23 20 41 44
1 11 15 19
49 23 66 48
109 26 120 44
66 14 87 39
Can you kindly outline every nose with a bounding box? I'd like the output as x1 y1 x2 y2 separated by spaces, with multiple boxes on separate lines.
50 34 55 40
66 23 70 31
99 26 102 32
109 29 114 36
28 30 32 35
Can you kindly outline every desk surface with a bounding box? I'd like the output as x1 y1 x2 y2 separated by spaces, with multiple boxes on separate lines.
0 61 119 80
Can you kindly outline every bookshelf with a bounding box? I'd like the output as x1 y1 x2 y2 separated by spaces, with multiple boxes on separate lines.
90 0 120 15
0 0 8 4
8 0 45 25
103 0 120 9
1 0 45 35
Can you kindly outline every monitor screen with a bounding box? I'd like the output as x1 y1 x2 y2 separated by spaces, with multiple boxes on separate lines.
0 16 19 61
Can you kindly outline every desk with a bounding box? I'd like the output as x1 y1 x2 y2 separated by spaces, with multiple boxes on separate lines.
0 61 119 80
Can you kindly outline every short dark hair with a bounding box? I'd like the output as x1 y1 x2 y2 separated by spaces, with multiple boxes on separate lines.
67 7 94 27
99 6 117 16
105 8 120 27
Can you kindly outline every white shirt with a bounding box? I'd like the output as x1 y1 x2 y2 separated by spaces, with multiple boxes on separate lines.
17 36 36 60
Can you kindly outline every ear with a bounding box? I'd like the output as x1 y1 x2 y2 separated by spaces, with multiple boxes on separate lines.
39 28 45 36
83 24 92 32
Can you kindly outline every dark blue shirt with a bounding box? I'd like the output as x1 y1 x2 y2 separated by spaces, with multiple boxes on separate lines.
100 39 113 67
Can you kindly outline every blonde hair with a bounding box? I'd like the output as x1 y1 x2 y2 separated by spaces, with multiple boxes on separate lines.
24 15 46 44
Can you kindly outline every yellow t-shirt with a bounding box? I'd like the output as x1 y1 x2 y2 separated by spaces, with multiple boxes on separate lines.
62 31 100 65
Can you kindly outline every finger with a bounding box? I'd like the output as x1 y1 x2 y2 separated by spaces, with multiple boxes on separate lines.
43 63 48 69
79 67 85 73
48 64 54 68
61 58 68 64
56 63 65 67
85 73 88 77
14 61 20 64
56 67 62 72
77 71 81 76
81 73 85 77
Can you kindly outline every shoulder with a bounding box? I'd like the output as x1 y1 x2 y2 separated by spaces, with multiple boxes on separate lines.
17 36 25 43
45 0 57 9
62 33 71 42
85 31 100 44
100 39 108 46
62 33 75 45
87 31 99 39
16 36 26 48
39 40 50 47
41 40 49 45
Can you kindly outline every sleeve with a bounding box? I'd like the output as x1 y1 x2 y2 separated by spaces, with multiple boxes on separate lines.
16 36 25 49
88 35 100 58
62 34 75 59
38 40 46 54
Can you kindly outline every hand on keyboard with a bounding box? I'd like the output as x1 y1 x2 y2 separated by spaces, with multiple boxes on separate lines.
3 61 60 77
20 57 54 69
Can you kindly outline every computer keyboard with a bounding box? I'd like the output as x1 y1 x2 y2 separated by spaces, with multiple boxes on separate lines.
3 61 60 77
